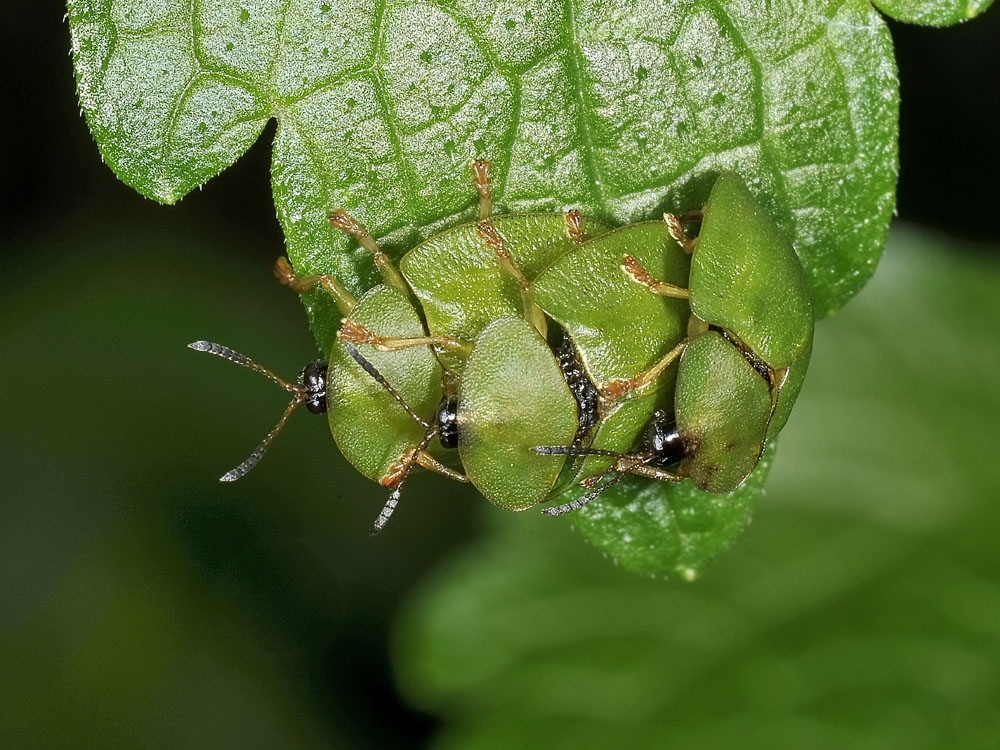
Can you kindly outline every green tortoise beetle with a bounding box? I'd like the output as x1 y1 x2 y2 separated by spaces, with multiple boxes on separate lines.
191 160 590 531
191 162 812 529
531 172 814 514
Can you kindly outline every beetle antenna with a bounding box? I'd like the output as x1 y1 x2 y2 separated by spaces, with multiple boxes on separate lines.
188 340 310 480
541 472 626 516
220 393 307 481
370 430 436 535
339 341 442 534
371 485 403 535
342 341 432 429
188 340 306 396
531 445 633 459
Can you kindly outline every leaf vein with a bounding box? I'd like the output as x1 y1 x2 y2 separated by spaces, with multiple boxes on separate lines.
268 0 295 85
563 0 604 208
373 0 417 226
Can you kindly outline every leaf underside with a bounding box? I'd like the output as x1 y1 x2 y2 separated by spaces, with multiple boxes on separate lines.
872 0 994 25
70 0 914 329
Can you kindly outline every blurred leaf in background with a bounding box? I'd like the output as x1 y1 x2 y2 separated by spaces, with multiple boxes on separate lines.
395 225 1000 749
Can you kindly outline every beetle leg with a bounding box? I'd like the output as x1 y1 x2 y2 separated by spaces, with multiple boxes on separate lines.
477 219 549 338
273 257 356 316
600 339 688 401
472 159 493 219
477 220 529 287
381 448 417 489
329 209 410 295
339 320 471 356
624 464 683 483
621 255 690 299
414 451 468 482
664 213 698 254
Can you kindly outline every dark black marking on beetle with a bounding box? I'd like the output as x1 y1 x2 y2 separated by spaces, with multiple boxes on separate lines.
553 333 600 439
710 326 773 384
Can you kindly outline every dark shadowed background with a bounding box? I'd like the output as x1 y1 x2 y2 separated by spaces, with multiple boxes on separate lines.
2 5 999 749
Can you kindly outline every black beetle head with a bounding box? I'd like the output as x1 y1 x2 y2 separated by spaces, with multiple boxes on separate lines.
301 360 328 414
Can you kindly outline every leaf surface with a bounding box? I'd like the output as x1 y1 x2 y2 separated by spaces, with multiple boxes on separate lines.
69 0 901 324
569 446 772 577
872 0 994 24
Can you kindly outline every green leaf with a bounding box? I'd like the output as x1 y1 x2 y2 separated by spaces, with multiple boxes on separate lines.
569 445 773 578
69 0 899 325
394 226 1000 748
873 0 994 25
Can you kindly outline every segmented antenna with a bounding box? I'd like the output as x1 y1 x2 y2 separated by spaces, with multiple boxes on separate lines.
531 445 633 459
533 443 651 516
371 486 402 535
370 430 436 535
219 393 306 481
342 342 431 430
188 340 308 481
189 341 305 395
541 472 627 516
340 341 441 534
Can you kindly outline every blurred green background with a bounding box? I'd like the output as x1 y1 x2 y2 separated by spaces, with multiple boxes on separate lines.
3 6 1000 750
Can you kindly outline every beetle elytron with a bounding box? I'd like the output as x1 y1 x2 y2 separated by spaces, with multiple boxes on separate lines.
192 161 812 532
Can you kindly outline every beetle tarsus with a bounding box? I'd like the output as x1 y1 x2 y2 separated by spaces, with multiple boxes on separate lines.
664 213 696 254
472 159 492 219
565 210 585 243
621 255 690 299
